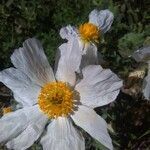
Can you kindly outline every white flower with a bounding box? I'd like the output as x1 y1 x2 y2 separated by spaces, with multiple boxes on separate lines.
0 38 122 150
59 9 114 68
132 46 150 100
60 9 114 41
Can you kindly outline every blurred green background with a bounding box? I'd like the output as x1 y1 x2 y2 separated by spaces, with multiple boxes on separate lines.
0 0 150 149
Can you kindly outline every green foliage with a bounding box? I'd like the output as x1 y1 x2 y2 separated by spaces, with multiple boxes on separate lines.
118 32 145 57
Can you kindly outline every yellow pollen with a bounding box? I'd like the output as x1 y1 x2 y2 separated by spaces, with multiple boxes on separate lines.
79 23 100 43
38 82 75 118
2 106 12 115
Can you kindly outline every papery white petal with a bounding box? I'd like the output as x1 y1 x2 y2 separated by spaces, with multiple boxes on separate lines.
132 46 150 62
79 37 105 70
6 106 47 150
89 9 114 33
0 110 27 143
13 94 28 108
11 38 55 86
75 65 122 108
71 105 113 150
40 117 85 150
56 38 82 86
0 105 47 144
0 68 41 106
143 75 150 100
80 43 100 70
60 25 77 40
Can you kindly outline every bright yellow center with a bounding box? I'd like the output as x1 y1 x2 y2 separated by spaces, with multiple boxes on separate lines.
79 23 100 43
38 82 75 118
2 107 12 115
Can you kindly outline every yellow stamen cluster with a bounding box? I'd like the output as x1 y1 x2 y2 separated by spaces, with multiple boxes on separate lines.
38 82 74 118
2 106 12 115
79 23 100 43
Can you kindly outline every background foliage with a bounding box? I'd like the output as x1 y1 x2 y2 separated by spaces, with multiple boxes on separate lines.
0 0 149 149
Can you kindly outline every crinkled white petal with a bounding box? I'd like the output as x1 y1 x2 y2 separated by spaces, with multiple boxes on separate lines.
13 94 28 108
0 105 47 144
132 46 150 62
59 25 77 40
143 75 150 100
11 38 55 86
56 38 82 86
75 65 122 108
80 43 98 70
71 105 113 150
0 68 41 106
54 48 61 75
0 109 27 143
6 106 48 150
80 43 105 67
89 9 114 33
40 117 85 150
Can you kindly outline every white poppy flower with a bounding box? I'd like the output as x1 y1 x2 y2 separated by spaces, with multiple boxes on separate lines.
0 38 122 150
132 46 150 100
59 9 114 68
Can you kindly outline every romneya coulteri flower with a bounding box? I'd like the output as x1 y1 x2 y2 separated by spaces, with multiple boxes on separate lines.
0 38 122 150
132 46 150 100
59 9 114 68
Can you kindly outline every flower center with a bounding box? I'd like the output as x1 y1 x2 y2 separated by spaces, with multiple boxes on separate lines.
38 82 75 118
79 23 100 43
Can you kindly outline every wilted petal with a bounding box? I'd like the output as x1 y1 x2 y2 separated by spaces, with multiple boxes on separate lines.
59 25 77 40
143 75 150 100
0 105 47 144
0 68 41 106
89 9 114 33
132 46 150 62
6 106 47 150
56 38 82 86
71 105 113 150
75 65 122 108
11 38 55 86
40 117 85 150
